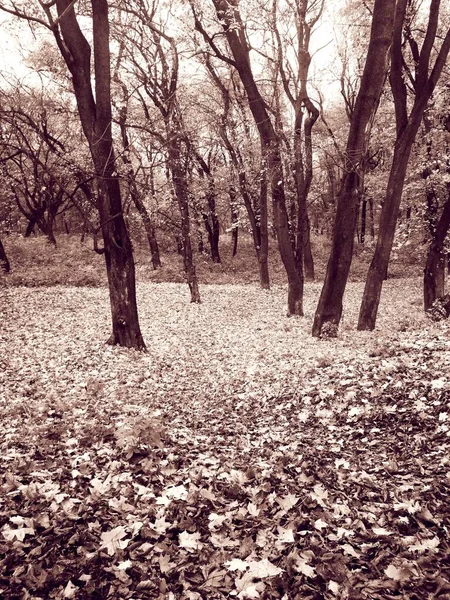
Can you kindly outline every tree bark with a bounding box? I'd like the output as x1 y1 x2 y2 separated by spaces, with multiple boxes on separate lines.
273 0 319 282
55 0 145 349
312 0 395 336
0 237 10 273
193 150 221 263
258 153 270 290
204 57 270 288
117 104 161 270
369 197 375 239
358 0 450 330
209 0 303 314
229 184 239 257
424 189 450 310
360 198 367 244
168 137 201 303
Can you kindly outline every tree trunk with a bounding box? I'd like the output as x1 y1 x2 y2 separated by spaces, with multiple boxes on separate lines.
24 218 36 238
229 184 239 257
211 0 302 314
303 216 315 280
424 190 450 310
134 194 162 270
203 57 269 288
167 140 201 303
358 138 413 329
191 148 221 263
258 155 270 290
55 0 145 349
312 0 395 336
43 215 57 245
358 0 450 330
0 237 10 273
369 197 375 238
360 198 367 244
117 104 161 270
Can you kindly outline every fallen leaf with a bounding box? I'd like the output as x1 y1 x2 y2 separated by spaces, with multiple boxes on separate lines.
179 530 202 551
99 526 129 556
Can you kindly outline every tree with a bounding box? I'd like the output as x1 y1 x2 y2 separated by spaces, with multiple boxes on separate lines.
422 95 450 310
0 0 147 348
271 0 323 281
203 59 270 288
113 69 162 270
358 0 450 330
190 146 221 264
193 0 304 315
312 0 395 337
0 111 69 243
117 0 201 302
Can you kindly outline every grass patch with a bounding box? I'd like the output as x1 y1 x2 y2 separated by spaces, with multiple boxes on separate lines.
1 232 425 289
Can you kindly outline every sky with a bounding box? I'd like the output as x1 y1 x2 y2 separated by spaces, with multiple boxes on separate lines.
0 3 343 100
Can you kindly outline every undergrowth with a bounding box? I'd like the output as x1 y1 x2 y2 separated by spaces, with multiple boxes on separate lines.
0 232 425 288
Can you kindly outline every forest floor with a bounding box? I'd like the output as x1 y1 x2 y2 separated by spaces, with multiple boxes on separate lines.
1 279 450 599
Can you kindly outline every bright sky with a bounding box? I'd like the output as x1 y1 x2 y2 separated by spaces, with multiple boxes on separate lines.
0 3 343 100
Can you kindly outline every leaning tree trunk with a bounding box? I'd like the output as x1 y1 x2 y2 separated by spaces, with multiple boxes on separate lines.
312 0 395 336
358 137 413 329
203 56 270 288
210 0 302 314
358 1 450 330
54 0 145 349
424 189 450 310
0 237 10 273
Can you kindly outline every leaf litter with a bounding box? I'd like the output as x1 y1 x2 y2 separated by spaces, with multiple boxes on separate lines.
0 279 450 599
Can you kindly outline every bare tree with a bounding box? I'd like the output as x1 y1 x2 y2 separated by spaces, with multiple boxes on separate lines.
193 0 304 315
358 0 450 330
117 0 201 302
271 0 323 281
0 0 146 348
312 0 395 336
204 59 270 288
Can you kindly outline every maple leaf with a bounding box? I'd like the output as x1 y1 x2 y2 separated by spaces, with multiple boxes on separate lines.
90 476 112 496
179 530 202 551
225 558 249 572
153 516 171 534
159 553 176 573
310 484 328 506
247 502 260 516
276 494 299 511
99 526 129 555
276 526 295 544
328 581 340 594
408 536 440 553
314 518 328 530
208 512 228 529
235 572 266 599
247 559 283 578
2 525 34 542
163 484 188 501
293 553 316 578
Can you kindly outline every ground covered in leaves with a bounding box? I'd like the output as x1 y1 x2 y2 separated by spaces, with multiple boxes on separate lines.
1 280 449 600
